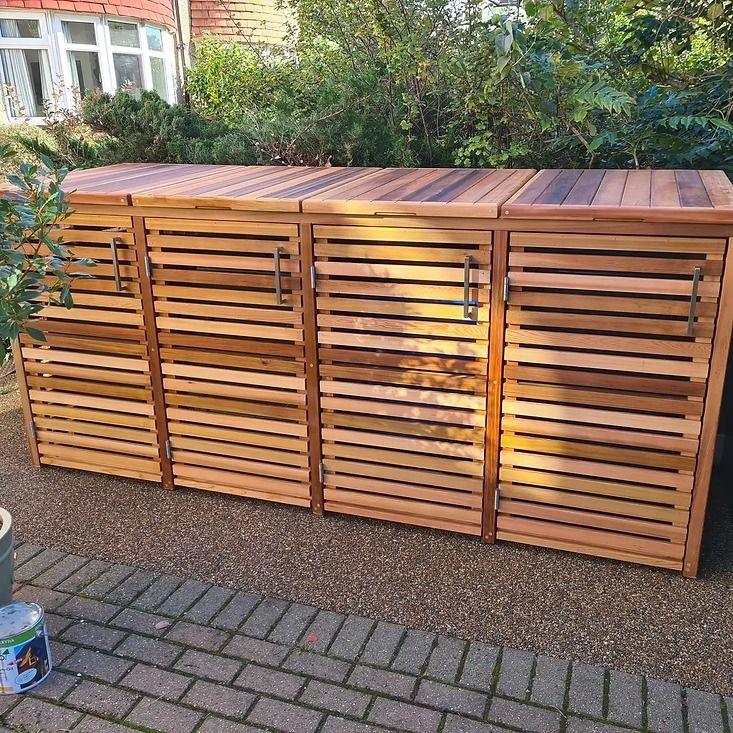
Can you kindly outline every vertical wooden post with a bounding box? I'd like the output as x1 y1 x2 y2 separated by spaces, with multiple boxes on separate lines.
683 237 733 577
482 229 508 543
11 339 41 468
301 223 324 515
132 215 174 490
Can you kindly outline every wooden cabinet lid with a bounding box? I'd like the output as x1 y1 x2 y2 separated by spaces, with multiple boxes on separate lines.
502 169 733 224
301 167 536 217
63 163 377 211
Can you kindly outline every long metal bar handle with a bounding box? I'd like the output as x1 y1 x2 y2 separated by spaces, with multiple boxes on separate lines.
463 255 471 319
110 236 123 292
687 266 703 336
274 246 283 305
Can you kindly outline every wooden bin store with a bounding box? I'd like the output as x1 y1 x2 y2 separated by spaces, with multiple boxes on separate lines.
12 164 733 577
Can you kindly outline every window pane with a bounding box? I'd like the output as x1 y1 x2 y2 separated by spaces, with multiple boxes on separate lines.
149 56 167 98
109 20 139 48
145 26 163 52
113 53 142 94
62 20 96 45
0 18 41 38
68 50 102 97
0 48 50 117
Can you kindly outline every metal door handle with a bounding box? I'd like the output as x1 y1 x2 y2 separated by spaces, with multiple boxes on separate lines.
463 255 471 319
687 266 703 336
110 237 123 292
274 247 283 305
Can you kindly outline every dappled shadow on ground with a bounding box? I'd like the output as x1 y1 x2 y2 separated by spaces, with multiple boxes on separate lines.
2 385 732 694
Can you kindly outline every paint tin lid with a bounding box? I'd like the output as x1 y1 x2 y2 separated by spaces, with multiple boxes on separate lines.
0 603 44 646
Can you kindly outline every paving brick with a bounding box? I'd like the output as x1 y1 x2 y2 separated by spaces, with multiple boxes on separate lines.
56 560 111 593
62 648 134 683
416 678 488 717
213 590 262 630
488 697 562 733
198 717 262 733
175 648 241 683
328 614 374 659
65 680 139 718
50 639 77 665
224 634 290 666
83 565 136 599
61 621 126 652
165 620 230 650
360 621 405 666
157 578 211 617
444 714 516 732
569 662 605 718
348 663 416 698
300 679 371 717
460 641 500 692
269 602 319 644
45 612 73 636
391 628 436 675
131 574 183 611
183 679 256 718
725 697 732 731
646 677 685 733
29 670 79 700
114 633 183 666
300 609 345 653
121 663 193 700
126 697 203 733
14 548 65 582
105 569 158 605
426 635 466 684
368 697 442 733
531 655 569 709
496 646 535 699
565 719 640 733
184 585 235 624
57 596 118 623
321 717 391 733
3 697 82 731
75 715 137 732
34 554 88 588
14 584 71 610
247 697 323 733
240 597 289 639
235 663 305 699
13 542 44 565
686 688 725 733
283 649 351 682
110 608 172 636
606 669 642 729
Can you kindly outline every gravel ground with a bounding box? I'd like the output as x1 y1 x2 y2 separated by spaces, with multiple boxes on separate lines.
2 383 732 695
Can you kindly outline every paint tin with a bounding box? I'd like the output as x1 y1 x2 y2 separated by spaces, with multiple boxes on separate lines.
0 602 52 695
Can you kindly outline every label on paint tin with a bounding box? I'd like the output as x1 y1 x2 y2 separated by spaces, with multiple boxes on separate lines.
0 602 52 695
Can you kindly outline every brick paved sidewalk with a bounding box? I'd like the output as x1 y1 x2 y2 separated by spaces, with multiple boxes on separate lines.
0 544 730 733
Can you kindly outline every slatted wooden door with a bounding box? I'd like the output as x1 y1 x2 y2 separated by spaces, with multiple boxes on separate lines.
314 224 492 534
145 217 311 506
19 213 162 481
497 231 727 569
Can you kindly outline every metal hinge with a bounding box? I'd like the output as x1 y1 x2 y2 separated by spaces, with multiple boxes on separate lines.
29 422 37 439
494 488 500 511
144 255 152 278
503 275 510 303
310 264 317 289
318 461 325 483
165 439 172 459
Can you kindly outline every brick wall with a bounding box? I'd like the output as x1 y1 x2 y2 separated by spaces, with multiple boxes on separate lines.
190 0 289 46
0 0 176 28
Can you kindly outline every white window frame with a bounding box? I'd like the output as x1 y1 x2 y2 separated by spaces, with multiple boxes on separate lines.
0 9 177 124
0 9 59 123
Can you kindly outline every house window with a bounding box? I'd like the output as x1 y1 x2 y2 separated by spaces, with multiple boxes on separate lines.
0 10 176 122
0 15 53 119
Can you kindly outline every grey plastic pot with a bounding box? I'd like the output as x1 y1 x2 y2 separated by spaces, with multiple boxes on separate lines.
0 508 12 607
